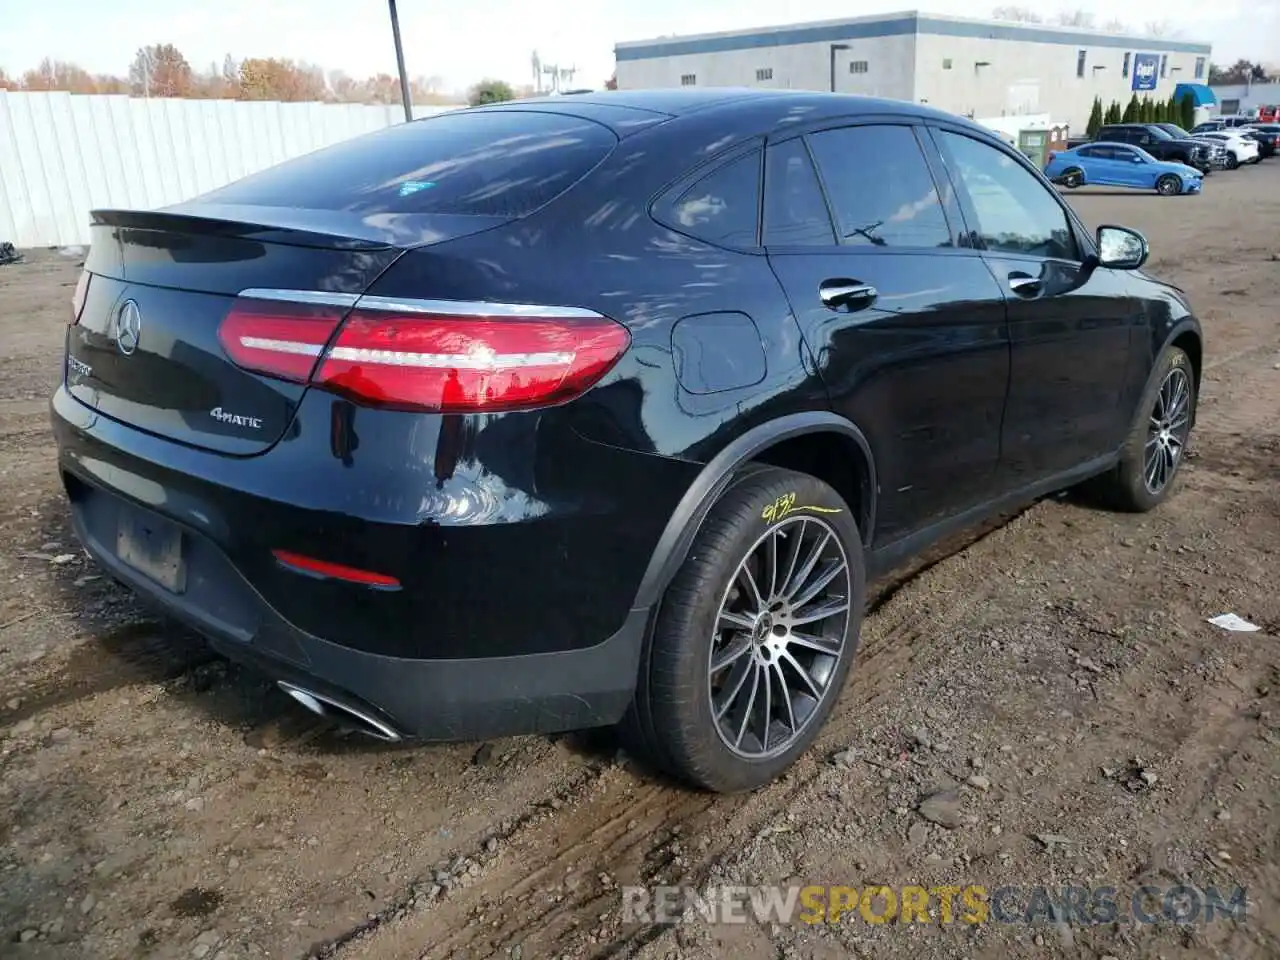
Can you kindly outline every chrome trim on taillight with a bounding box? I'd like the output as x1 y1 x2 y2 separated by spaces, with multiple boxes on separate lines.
237 288 360 308
355 295 604 319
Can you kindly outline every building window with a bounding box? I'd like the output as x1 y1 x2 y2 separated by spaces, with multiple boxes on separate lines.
1221 98 1240 114
1195 57 1206 79
680 74 696 86
1122 52 1131 77
1160 55 1168 78
755 68 773 81
1077 50 1087 78
943 58 953 69
849 60 869 74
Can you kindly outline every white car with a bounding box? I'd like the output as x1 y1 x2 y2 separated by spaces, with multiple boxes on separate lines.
1193 131 1260 168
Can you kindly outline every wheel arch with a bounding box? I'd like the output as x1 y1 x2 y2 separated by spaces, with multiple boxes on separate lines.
631 412 877 610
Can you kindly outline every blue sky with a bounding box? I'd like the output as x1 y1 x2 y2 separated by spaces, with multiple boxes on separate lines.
1 0 1274 92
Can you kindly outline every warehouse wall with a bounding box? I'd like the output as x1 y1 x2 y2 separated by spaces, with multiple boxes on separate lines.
914 35 1208 131
0 91 459 248
616 34 917 101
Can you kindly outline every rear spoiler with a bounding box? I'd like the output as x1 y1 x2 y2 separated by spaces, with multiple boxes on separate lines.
90 204 508 252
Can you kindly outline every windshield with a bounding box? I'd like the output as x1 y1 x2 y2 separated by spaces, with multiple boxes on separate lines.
1148 127 1174 141
1160 124 1191 138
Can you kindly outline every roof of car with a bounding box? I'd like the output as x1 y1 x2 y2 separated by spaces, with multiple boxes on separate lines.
475 88 984 130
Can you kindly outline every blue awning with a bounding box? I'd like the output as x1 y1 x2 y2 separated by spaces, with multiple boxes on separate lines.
1174 83 1217 107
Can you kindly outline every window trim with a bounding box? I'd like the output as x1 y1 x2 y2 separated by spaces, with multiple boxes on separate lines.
923 123 1093 265
1077 49 1087 78
649 139 766 252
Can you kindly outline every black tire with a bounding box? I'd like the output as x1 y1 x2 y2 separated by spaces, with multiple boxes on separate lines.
619 466 865 792
1084 346 1196 512
1156 174 1181 196
1227 154 1239 170
1061 168 1083 188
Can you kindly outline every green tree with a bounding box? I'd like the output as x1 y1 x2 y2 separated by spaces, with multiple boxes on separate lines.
468 78 515 106
1086 96 1103 136
1166 94 1179 125
1122 94 1140 122
1108 101 1122 123
1179 93 1196 130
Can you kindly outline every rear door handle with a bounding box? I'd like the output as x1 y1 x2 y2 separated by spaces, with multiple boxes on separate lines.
1008 275 1043 296
819 280 878 311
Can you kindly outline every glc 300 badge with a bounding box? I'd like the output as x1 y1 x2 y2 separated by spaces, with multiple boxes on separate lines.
211 406 264 429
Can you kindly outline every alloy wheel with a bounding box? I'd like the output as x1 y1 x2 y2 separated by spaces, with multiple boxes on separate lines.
1144 365 1192 494
707 516 851 760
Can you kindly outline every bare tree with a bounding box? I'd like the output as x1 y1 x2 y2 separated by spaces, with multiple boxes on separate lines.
992 5 1043 22
1054 9 1097 28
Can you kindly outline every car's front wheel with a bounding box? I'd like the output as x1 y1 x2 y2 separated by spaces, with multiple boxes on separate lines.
1156 174 1182 195
621 466 865 792
1084 345 1196 512
1226 154 1240 170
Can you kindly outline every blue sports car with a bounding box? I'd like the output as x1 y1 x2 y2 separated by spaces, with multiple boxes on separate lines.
1044 143 1203 195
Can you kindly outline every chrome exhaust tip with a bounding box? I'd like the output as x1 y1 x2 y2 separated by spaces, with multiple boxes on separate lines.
277 681 402 742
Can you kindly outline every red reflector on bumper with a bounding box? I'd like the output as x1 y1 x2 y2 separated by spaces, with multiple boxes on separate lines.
271 549 400 588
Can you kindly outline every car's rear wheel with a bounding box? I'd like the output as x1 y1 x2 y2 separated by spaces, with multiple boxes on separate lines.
1061 167 1083 188
620 466 865 792
1156 174 1182 195
1083 345 1195 512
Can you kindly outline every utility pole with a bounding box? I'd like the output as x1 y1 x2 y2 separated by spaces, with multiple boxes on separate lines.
388 0 413 122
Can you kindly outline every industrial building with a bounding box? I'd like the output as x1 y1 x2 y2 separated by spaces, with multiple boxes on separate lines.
614 12 1214 133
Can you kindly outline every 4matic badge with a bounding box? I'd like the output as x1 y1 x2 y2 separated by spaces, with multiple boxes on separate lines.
210 406 264 430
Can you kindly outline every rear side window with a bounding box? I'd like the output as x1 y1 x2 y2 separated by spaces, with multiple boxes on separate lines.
763 139 836 246
666 150 761 247
198 110 616 218
806 125 953 248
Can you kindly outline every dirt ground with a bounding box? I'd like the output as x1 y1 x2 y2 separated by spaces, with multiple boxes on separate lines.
2 165 1278 960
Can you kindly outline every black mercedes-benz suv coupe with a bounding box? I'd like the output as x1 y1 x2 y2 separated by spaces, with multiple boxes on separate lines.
52 90 1202 792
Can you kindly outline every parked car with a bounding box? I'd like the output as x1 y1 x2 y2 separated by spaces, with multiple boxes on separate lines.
1153 123 1228 168
1096 123 1214 172
1192 120 1278 158
52 90 1203 792
1045 143 1203 194
1191 131 1260 168
1242 123 1280 158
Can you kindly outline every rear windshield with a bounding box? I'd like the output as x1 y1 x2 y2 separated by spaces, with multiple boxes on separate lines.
198 110 616 218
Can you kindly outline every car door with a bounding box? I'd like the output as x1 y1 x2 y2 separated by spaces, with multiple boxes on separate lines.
1080 145 1119 185
762 122 1010 545
927 125 1135 487
1109 145 1151 188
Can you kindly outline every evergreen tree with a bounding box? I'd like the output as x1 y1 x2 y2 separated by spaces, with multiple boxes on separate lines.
1106 101 1122 124
1122 94 1140 122
1179 93 1196 130
1167 94 1180 125
1086 96 1103 137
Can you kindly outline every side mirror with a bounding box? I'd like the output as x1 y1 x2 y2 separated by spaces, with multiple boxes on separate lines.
1096 225 1149 270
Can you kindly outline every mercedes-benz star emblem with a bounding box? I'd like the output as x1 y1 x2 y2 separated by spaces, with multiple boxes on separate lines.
114 300 142 356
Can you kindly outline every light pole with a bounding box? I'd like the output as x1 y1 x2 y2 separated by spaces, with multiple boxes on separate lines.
830 43 850 92
388 0 413 122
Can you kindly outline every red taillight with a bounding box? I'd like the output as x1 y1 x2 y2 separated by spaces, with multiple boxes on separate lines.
272 549 400 588
315 309 630 413
217 297 346 382
217 293 631 414
71 270 91 324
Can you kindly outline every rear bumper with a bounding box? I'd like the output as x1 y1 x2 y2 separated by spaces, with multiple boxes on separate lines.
50 383 691 739
68 484 648 738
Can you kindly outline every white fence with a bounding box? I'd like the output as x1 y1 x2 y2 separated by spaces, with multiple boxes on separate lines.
0 91 459 248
